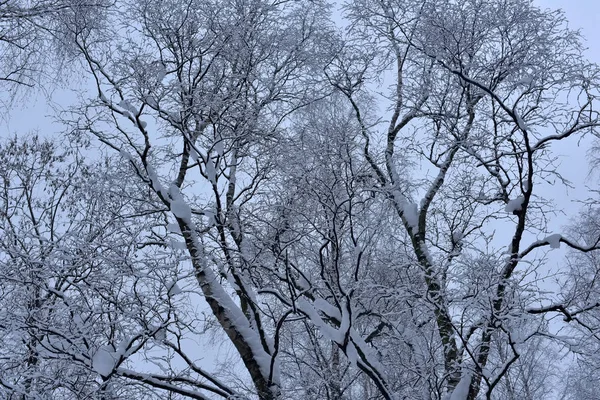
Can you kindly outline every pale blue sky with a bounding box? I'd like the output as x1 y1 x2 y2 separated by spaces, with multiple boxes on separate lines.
3 1 599 129
0 2 597 397
541 0 600 62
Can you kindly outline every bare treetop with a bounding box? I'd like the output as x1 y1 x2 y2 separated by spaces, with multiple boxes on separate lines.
1 0 600 399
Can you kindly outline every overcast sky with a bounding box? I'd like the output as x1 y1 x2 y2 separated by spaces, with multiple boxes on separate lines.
1 0 598 224
538 0 600 213
0 0 597 389
540 0 600 63
3 1 599 125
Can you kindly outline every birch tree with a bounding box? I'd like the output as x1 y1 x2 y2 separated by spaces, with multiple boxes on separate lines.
0 0 109 95
331 0 600 398
0 135 192 399
66 0 336 398
3 0 600 399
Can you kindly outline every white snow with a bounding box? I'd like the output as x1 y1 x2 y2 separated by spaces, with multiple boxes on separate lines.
155 63 166 83
545 233 562 249
314 298 342 321
515 114 528 131
169 185 192 222
339 304 351 340
345 342 359 367
170 199 192 221
92 346 116 377
168 281 182 295
226 272 241 292
119 148 133 161
173 222 277 384
144 94 158 108
169 239 187 250
296 298 344 343
228 206 241 238
189 147 199 162
452 230 463 243
448 369 472 400
296 298 364 373
505 196 524 213
205 157 217 183
204 208 216 226
214 140 224 156
154 327 167 341
147 166 163 193
118 100 137 115
393 189 419 230
167 222 181 234
349 329 387 377
116 338 131 358
403 202 419 229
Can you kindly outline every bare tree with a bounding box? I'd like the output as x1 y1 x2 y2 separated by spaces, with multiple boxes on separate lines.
0 0 110 96
0 135 196 399
64 0 336 398
329 0 600 398
3 0 600 399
